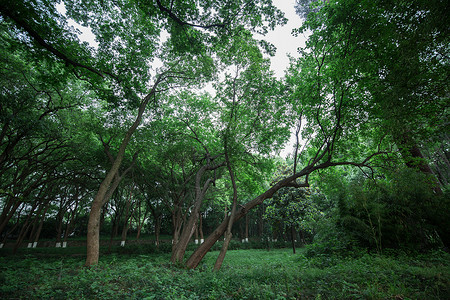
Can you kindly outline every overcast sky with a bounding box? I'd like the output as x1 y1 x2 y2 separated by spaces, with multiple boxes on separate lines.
266 0 305 78
268 1 307 157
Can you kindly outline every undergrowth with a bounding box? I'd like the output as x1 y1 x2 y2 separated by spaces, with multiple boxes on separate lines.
0 248 448 299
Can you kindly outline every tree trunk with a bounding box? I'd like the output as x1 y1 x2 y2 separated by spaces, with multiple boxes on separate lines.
194 223 199 243
27 215 39 247
155 215 161 247
245 214 249 242
0 199 22 236
120 188 134 246
63 199 79 244
135 199 149 241
171 206 183 251
120 216 132 246
136 224 142 240
55 209 64 246
32 204 50 247
171 165 212 263
1 205 24 245
257 205 264 237
214 149 237 271
13 202 39 254
199 212 204 242
85 198 104 265
186 165 312 269
397 133 443 194
290 226 296 254
85 79 160 266
108 210 120 252
170 157 226 263
185 145 386 268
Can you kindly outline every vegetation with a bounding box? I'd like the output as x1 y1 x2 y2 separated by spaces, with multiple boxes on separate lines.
0 0 449 297
1 247 449 299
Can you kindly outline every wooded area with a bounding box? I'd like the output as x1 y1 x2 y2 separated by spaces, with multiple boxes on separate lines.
0 0 449 296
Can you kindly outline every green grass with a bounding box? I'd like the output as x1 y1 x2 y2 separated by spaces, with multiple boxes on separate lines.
0 248 448 299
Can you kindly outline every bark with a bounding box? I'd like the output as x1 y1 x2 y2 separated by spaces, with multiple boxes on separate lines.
120 187 134 244
149 203 162 246
245 214 249 241
290 226 296 254
194 223 199 242
171 205 184 252
1 158 58 236
55 203 65 245
33 204 50 245
397 133 443 194
85 78 161 266
432 146 450 186
171 164 213 263
121 216 132 244
27 216 39 246
28 200 50 246
214 149 238 271
1 206 24 244
154 215 161 247
63 199 79 243
13 201 39 253
257 205 264 237
108 204 121 252
135 223 143 240
186 169 309 269
134 197 149 241
0 199 21 235
199 212 204 241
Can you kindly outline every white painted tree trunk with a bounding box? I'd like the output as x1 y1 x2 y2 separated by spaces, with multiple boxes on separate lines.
56 242 61 247
62 242 67 248
33 242 37 248
120 241 125 246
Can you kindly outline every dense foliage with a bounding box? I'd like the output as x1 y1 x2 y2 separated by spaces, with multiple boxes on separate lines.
0 2 449 296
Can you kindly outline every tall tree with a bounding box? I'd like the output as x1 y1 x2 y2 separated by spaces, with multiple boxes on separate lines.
1 0 287 265
294 0 449 192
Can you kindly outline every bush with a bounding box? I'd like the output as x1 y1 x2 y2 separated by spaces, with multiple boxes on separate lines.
305 216 362 259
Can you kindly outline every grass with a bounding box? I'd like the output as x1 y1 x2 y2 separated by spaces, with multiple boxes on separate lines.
0 247 449 299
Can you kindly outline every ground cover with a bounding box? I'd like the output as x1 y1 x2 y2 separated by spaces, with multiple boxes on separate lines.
0 247 448 299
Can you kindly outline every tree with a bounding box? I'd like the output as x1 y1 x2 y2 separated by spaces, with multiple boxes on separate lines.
0 24 98 242
186 0 424 269
264 187 320 253
1 0 288 266
294 0 449 192
290 0 449 248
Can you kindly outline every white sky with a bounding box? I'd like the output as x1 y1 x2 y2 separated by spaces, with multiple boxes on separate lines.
268 0 307 158
265 0 305 78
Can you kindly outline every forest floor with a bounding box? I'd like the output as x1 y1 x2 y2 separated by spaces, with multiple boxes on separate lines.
0 247 449 299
